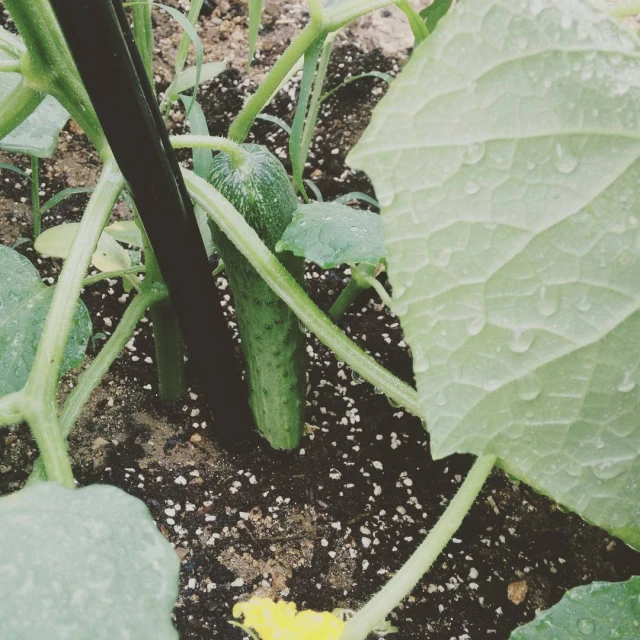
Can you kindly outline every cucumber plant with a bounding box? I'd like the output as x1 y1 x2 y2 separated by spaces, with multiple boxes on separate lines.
0 0 638 638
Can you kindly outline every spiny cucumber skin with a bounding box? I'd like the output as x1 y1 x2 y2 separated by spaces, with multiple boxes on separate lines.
207 144 306 449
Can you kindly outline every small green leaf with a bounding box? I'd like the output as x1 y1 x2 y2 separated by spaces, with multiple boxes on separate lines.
104 220 144 247
419 0 453 33
320 71 393 103
0 161 31 181
174 61 225 95
0 244 91 396
350 0 640 546
510 577 640 639
0 53 69 158
35 223 132 273
40 187 94 215
0 482 179 639
276 202 384 268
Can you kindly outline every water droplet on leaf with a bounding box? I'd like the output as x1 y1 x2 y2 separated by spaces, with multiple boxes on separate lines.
553 142 578 174
462 142 485 165
464 179 481 195
509 330 537 354
537 285 560 317
577 617 595 635
517 375 542 401
617 371 636 393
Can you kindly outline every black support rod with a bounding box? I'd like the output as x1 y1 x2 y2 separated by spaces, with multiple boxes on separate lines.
48 0 254 447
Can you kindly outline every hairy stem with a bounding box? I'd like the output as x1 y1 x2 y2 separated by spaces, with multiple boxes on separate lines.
396 0 429 43
340 455 496 640
324 0 395 29
170 134 246 166
329 277 370 321
132 0 154 84
300 33 334 172
60 288 164 437
228 21 324 143
134 201 187 403
0 81 43 140
150 300 188 401
20 160 123 486
26 159 124 401
3 0 106 153
184 169 422 417
27 287 166 485
82 265 147 287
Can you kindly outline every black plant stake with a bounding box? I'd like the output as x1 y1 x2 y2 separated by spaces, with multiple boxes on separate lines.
48 0 255 448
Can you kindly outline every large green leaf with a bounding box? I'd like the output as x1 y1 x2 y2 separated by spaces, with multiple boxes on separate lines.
0 482 179 639
0 244 91 397
349 0 640 547
510 576 640 639
0 54 69 158
276 202 384 268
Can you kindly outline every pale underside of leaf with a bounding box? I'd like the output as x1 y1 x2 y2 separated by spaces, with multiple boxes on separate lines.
350 0 640 547
509 576 640 639
0 482 179 639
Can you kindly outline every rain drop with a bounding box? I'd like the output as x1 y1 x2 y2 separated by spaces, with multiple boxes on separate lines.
351 371 365 385
432 247 452 268
576 294 592 312
561 14 573 30
537 285 560 317
485 379 501 392
517 375 542 401
617 371 636 393
466 316 485 336
436 390 448 407
592 460 625 481
464 179 481 195
509 330 537 354
462 142 485 165
553 142 578 174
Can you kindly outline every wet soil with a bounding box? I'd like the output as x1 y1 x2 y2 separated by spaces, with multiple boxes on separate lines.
0 2 639 639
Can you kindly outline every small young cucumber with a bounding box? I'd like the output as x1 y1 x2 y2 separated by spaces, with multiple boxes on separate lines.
207 144 306 449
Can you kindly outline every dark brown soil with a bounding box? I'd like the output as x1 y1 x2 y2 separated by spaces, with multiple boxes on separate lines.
0 3 638 640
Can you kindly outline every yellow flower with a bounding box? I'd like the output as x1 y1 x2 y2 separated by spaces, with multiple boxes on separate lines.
233 597 345 640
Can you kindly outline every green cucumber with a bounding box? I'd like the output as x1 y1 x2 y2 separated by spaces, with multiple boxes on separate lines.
207 144 306 449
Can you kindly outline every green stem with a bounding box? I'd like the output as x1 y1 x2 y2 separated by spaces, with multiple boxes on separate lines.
149 300 187 401
324 0 396 29
340 455 496 640
184 169 422 417
60 287 164 437
228 21 324 143
132 0 154 85
27 286 166 485
0 58 21 72
0 81 43 140
30 155 41 238
396 0 429 43
21 160 123 487
0 392 23 427
170 134 246 166
329 277 370 321
3 0 107 154
357 271 393 308
82 265 147 287
134 201 187 403
26 159 124 400
299 34 335 178
610 1 640 17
